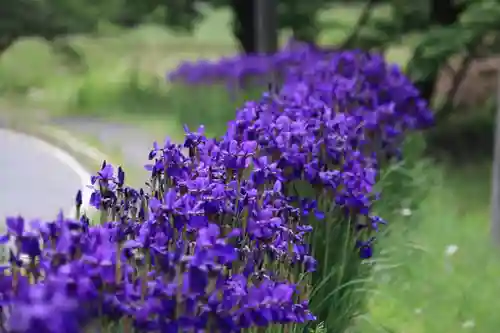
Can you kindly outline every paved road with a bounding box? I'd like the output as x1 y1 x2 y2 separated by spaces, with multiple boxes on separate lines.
0 129 89 223
52 117 164 186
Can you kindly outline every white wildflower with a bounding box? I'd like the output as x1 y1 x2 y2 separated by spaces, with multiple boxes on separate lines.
461 320 475 329
19 253 31 266
401 207 412 217
445 244 459 256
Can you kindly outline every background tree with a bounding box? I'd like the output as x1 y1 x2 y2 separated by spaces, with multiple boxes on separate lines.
109 0 329 54
0 0 117 66
4 0 500 124
405 0 469 108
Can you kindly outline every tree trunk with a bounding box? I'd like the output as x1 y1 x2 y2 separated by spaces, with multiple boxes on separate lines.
230 0 257 54
430 0 464 25
490 71 500 245
255 0 278 54
0 36 15 57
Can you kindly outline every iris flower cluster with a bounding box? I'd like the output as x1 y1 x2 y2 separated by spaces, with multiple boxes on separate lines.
0 153 316 332
0 46 433 333
169 43 433 158
168 41 327 88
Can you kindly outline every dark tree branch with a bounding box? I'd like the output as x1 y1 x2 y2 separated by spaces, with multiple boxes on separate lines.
409 0 470 104
230 0 257 54
340 0 377 49
437 36 484 122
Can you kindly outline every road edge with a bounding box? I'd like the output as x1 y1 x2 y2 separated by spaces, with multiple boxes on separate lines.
0 119 115 218
8 122 110 172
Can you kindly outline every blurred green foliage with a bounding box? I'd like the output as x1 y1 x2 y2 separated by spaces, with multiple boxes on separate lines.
391 0 430 32
3 0 500 158
0 0 113 41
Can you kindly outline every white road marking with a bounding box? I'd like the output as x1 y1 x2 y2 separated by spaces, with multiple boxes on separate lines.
41 125 109 162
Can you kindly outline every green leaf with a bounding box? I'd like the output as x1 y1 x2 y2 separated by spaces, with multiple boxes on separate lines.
406 25 474 81
460 0 500 30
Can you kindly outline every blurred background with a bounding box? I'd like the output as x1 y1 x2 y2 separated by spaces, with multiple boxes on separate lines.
1 0 500 331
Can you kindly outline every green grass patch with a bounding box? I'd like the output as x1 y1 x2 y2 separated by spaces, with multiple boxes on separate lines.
357 161 498 333
0 21 236 129
164 84 264 138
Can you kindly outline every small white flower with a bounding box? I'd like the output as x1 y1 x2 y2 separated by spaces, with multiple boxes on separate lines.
380 273 391 284
132 249 144 260
461 320 475 329
401 208 412 217
445 244 459 256
19 253 31 266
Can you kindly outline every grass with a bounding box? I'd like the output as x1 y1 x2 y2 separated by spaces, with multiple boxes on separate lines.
0 23 234 134
357 161 498 333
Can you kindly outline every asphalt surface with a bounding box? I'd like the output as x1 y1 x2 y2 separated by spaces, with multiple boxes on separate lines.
52 117 154 166
52 117 161 185
0 129 84 223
